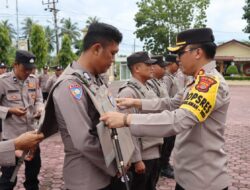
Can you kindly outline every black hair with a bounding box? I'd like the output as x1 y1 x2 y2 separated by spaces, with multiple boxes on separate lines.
191 42 217 59
83 22 123 51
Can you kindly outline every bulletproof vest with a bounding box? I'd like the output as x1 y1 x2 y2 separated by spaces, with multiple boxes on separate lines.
146 79 168 98
119 79 163 151
38 64 134 170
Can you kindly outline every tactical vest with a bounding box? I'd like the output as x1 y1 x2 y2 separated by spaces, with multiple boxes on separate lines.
38 64 135 170
118 79 163 151
146 79 168 98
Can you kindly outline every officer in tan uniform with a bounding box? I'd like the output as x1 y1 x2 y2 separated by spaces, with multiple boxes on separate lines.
45 65 63 93
118 51 163 190
0 50 44 190
0 132 44 166
38 65 50 100
101 28 230 190
147 55 169 99
50 22 127 190
0 62 7 141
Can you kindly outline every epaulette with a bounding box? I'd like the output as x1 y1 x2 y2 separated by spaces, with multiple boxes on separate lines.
118 81 145 97
0 72 11 79
29 74 37 78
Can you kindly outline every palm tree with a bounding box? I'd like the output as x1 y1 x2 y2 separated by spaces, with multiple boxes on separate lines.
85 16 100 28
59 18 81 43
0 20 16 40
45 26 56 53
21 17 34 38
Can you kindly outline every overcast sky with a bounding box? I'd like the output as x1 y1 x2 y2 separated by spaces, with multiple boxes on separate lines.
0 0 249 55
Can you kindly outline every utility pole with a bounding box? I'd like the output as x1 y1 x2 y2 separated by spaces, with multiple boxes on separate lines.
42 0 59 54
16 0 19 48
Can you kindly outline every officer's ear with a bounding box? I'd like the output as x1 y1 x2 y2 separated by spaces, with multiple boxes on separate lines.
91 43 103 56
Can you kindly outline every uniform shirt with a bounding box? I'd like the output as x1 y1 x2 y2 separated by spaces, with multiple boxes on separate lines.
163 69 188 98
129 61 230 190
45 74 58 93
0 140 15 166
118 77 163 162
0 71 43 139
52 61 116 190
38 73 50 93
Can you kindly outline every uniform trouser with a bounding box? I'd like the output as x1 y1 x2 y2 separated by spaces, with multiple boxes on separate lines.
99 174 133 190
160 136 176 168
0 119 2 141
42 92 48 102
130 158 160 190
0 146 41 190
175 183 228 190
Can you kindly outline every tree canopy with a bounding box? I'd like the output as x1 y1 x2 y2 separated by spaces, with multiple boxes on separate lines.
0 26 12 65
243 0 250 39
30 24 48 69
134 0 210 54
57 34 76 68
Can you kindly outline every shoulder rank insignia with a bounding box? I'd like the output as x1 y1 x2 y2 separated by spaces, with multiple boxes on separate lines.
195 76 217 93
69 84 83 100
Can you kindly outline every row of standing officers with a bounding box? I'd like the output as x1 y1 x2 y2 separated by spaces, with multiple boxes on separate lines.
0 22 230 190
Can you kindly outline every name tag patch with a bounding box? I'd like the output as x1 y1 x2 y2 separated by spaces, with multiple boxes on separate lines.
69 84 83 100
180 75 219 122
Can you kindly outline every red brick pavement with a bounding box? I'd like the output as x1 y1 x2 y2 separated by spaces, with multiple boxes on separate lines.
14 85 250 190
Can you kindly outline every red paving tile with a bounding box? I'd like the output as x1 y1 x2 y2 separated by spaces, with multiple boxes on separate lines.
13 85 250 190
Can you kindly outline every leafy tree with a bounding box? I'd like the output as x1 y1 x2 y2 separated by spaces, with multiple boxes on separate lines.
21 17 35 38
0 20 16 41
57 34 76 68
134 0 210 54
45 26 56 53
0 26 12 65
85 16 100 28
243 0 250 39
226 65 239 76
60 18 81 43
30 24 48 69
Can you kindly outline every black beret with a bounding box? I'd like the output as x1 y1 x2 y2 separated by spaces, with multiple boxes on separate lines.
150 55 168 67
164 54 178 65
0 62 7 68
168 28 215 52
15 50 36 69
51 65 63 70
127 51 156 66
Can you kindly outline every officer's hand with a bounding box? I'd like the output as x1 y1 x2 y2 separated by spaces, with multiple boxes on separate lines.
8 107 27 116
135 161 146 174
100 112 131 128
14 131 44 151
33 109 43 119
116 98 142 109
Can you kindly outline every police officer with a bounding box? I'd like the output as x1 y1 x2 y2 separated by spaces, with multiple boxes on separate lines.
38 65 50 101
0 50 44 190
0 62 7 141
147 55 169 98
118 51 162 190
101 28 230 190
49 22 125 190
147 55 177 178
45 65 63 93
0 131 44 166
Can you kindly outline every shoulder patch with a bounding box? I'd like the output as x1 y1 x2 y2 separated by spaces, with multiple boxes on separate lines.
69 83 83 100
195 76 217 93
180 75 220 122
